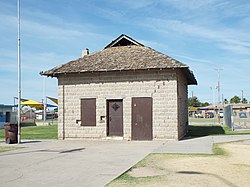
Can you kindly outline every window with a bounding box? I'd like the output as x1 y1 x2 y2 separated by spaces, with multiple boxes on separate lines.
81 98 96 126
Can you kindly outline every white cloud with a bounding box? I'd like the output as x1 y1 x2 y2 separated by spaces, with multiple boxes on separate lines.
0 14 81 40
171 53 217 66
23 20 83 40
138 39 170 51
113 0 155 9
219 44 250 55
162 0 221 10
143 18 250 55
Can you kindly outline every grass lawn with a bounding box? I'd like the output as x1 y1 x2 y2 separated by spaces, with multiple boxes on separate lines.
187 124 250 137
22 119 58 126
190 117 250 123
0 125 57 141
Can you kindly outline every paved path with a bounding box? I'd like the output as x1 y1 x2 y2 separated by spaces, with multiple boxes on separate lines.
154 134 250 154
1 135 250 187
0 140 163 187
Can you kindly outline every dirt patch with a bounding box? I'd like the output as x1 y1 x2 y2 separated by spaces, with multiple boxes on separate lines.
108 140 250 187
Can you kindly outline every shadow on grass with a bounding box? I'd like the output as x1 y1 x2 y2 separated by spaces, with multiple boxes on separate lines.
186 125 225 137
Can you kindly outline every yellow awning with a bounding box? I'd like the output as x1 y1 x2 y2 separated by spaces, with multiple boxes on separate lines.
188 107 198 111
21 100 43 109
47 96 58 104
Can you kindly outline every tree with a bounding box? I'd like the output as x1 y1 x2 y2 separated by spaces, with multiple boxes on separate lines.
242 98 248 104
188 96 201 107
188 96 210 107
224 99 228 104
201 102 210 107
230 96 241 104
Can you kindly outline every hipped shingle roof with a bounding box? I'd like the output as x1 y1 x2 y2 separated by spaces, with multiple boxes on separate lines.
41 35 197 85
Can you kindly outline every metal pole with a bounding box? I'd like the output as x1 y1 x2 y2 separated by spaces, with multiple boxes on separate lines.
218 68 220 124
213 87 216 125
215 66 223 125
192 91 194 106
241 90 243 103
210 86 215 125
43 77 46 123
222 94 224 107
17 0 21 144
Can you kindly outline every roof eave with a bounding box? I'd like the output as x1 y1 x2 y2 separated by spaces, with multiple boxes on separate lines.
181 67 198 85
40 66 194 78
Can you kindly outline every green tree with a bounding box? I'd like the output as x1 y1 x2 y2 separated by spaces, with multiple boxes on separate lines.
224 99 228 104
188 96 201 107
242 98 248 104
201 102 210 107
230 96 241 104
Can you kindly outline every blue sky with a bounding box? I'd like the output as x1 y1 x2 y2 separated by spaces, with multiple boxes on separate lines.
0 0 250 105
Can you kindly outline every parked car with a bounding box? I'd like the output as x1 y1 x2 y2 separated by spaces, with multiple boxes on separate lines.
205 112 214 118
194 113 204 118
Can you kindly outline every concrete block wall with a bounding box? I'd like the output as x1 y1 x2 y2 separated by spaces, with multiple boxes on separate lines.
57 69 182 140
177 69 189 139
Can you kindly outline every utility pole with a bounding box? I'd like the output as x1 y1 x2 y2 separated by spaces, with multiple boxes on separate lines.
210 87 214 106
210 86 216 125
192 91 194 106
215 66 223 124
241 90 243 103
17 0 21 144
222 94 224 107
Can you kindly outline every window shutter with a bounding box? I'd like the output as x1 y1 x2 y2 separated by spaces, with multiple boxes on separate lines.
81 98 96 126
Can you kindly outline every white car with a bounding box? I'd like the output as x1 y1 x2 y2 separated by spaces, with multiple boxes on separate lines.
194 113 203 118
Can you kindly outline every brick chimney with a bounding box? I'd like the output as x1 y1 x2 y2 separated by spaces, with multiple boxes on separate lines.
82 48 89 57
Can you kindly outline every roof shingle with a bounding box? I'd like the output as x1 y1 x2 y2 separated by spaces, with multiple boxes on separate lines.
41 35 197 85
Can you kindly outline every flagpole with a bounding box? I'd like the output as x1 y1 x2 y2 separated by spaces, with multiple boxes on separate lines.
17 0 21 144
43 77 47 124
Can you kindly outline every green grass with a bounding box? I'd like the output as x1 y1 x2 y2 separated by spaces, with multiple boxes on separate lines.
106 171 163 187
190 118 216 123
190 117 250 123
212 143 229 156
22 119 58 126
186 125 250 137
0 146 19 153
0 125 58 141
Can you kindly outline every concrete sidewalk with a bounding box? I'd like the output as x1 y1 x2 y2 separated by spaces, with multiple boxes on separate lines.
154 134 250 154
0 140 163 187
1 135 250 187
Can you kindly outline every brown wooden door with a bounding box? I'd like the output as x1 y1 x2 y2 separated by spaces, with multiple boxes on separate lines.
107 100 123 136
132 97 152 140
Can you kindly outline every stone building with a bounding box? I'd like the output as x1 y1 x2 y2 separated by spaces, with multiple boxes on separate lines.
41 34 197 140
